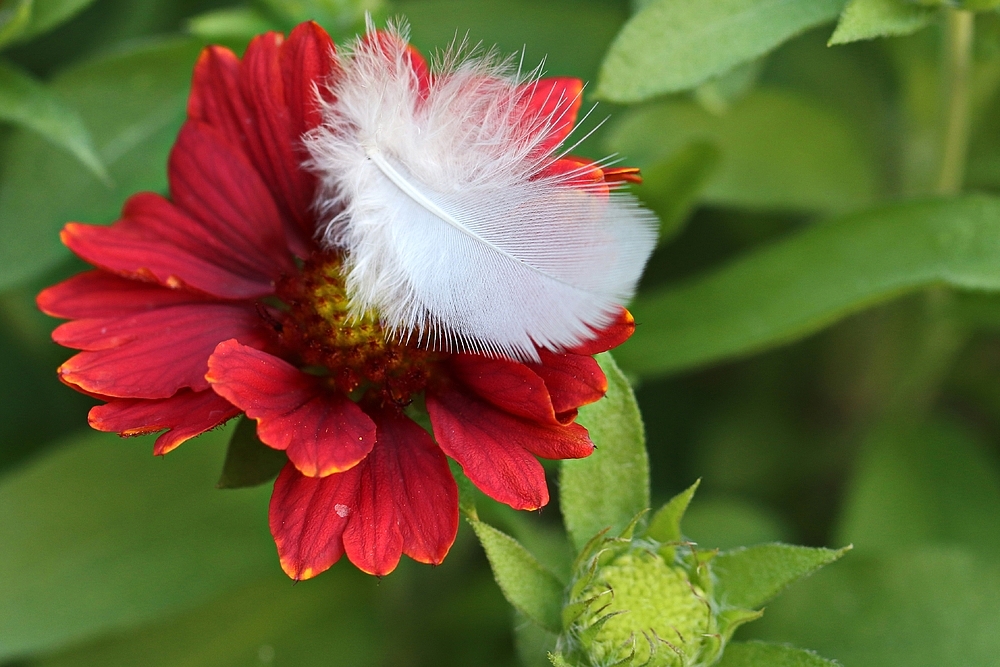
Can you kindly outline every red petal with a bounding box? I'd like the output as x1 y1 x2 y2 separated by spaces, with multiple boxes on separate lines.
89 389 240 455
56 303 268 399
602 166 643 184
426 386 549 510
238 32 317 255
188 29 335 258
37 271 209 319
341 442 404 576
518 77 583 157
187 45 244 145
270 462 360 580
62 194 285 300
168 121 296 274
366 403 458 566
448 354 563 425
206 340 376 477
538 156 608 193
531 352 607 414
568 307 635 355
282 22 338 146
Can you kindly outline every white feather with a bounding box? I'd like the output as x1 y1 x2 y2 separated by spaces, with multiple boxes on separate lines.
305 19 657 362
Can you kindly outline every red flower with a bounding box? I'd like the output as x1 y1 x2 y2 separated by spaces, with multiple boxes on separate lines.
37 23 638 578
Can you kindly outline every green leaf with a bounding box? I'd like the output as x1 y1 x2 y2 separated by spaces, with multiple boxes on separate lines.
13 0 97 44
186 7 276 41
479 502 574 583
469 519 564 633
637 142 720 245
835 419 1000 553
713 543 850 610
216 416 288 490
0 0 31 48
597 0 846 103
0 60 107 181
616 196 1000 379
560 353 648 553
749 547 1000 667
646 479 700 543
718 641 841 667
36 568 380 667
606 89 878 213
0 427 274 660
829 0 935 45
0 37 203 291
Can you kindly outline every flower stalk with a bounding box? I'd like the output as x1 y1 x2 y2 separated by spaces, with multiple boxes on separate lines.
936 7 975 196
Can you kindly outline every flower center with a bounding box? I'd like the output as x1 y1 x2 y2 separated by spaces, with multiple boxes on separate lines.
274 252 439 404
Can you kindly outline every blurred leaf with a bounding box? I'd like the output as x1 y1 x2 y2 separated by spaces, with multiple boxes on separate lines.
3 0 192 77
216 416 287 490
646 479 700 543
260 0 381 36
560 353 648 553
618 196 1000 379
682 497 791 550
718 641 840 667
0 37 203 291
750 547 1000 667
638 141 720 244
953 290 1000 328
836 419 1000 552
0 427 275 660
186 7 276 41
606 89 878 212
401 0 628 83
36 568 379 667
0 259 94 475
829 0 935 45
448 458 480 520
597 0 845 103
11 0 97 44
761 28 895 188
941 0 1000 8
469 519 564 633
0 0 31 48
713 543 850 610
514 610 558 667
694 57 765 115
0 60 107 181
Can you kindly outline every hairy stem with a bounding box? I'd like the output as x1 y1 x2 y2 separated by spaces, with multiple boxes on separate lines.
936 8 975 196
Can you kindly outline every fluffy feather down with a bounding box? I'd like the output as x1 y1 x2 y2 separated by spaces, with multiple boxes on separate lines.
306 21 657 361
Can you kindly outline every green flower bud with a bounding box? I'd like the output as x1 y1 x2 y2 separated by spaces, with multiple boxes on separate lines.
547 482 845 667
573 550 711 666
554 502 759 667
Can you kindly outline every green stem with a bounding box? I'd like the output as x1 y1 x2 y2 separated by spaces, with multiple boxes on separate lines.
936 8 975 196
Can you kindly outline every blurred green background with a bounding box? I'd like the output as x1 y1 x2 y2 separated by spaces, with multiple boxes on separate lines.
2 0 1000 665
